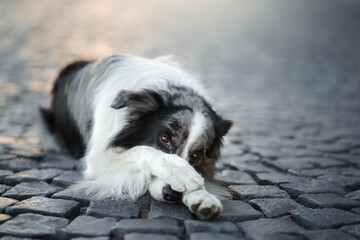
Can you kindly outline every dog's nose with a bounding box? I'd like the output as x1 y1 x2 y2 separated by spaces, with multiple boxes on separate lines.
162 184 182 202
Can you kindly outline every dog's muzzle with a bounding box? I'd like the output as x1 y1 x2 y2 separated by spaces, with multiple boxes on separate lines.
162 184 182 202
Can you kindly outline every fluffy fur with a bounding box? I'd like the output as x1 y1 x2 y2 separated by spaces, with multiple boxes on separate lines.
38 54 232 219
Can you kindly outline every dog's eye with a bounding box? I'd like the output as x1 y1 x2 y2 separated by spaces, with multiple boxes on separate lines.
160 135 171 145
191 150 202 160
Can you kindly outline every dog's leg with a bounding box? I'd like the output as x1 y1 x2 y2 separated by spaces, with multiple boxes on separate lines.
182 188 223 220
120 146 205 193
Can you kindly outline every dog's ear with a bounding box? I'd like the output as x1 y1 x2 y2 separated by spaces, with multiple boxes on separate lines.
111 89 165 112
216 115 233 137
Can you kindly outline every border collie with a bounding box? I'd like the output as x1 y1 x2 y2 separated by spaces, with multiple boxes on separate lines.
38 54 232 220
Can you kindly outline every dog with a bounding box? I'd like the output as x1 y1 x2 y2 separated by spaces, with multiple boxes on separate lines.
37 54 232 220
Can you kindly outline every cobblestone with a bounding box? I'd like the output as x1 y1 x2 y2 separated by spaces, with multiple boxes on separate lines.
189 232 241 240
0 213 68 238
123 233 178 240
297 193 360 209
0 197 18 212
3 168 63 185
290 207 360 229
112 219 180 238
52 170 82 188
229 185 290 200
5 196 79 218
86 199 140 219
249 198 301 217
217 200 263 222
57 215 116 239
2 182 61 200
215 170 256 185
237 218 303 239
148 200 193 221
303 229 357 240
0 0 360 239
341 224 360 238
280 179 346 197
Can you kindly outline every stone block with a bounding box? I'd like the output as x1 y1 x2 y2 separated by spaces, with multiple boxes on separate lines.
0 213 68 238
217 200 263 222
184 220 239 235
290 207 360 229
123 233 178 240
148 200 193 221
304 229 357 240
0 197 18 212
256 172 307 185
3 168 63 185
280 179 346 198
229 185 290 200
215 170 256 185
249 198 301 217
2 182 62 200
52 170 82 187
5 196 79 218
112 219 180 238
189 232 241 240
341 224 360 239
86 198 140 219
57 215 116 239
52 187 90 205
237 218 303 239
297 193 360 209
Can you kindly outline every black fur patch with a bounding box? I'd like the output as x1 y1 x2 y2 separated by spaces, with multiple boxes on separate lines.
49 60 93 158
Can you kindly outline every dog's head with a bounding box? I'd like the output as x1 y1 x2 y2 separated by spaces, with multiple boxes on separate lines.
110 85 232 180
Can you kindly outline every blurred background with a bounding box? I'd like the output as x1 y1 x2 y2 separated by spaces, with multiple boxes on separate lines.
0 0 359 157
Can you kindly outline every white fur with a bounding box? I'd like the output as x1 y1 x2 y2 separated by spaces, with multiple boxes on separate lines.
182 112 207 159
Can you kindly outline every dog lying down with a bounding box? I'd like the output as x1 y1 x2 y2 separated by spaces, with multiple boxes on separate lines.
38 54 232 220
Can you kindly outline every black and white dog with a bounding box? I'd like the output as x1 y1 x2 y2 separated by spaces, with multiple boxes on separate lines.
38 54 232 219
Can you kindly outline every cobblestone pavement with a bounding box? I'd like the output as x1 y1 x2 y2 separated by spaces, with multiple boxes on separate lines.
0 0 360 239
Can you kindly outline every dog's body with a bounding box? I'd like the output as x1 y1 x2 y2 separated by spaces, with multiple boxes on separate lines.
38 54 232 219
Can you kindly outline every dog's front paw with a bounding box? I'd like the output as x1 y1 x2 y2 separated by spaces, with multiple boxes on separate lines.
154 154 204 193
183 189 222 220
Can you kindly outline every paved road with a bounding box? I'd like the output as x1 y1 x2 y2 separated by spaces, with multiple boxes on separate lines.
0 0 360 239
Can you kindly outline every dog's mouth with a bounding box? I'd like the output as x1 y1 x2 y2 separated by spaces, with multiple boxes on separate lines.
162 184 182 203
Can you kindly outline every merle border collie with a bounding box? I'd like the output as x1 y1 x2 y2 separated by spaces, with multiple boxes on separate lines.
38 54 232 220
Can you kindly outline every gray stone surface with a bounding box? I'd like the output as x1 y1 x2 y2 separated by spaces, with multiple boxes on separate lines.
72 237 109 240
280 180 346 197
229 185 290 200
0 159 40 172
148 200 193 221
0 214 11 224
2 182 62 200
346 190 360 200
304 229 357 240
3 168 63 185
5 196 79 218
249 198 301 217
124 233 178 240
215 170 256 185
40 154 77 170
112 219 180 238
0 198 18 213
184 220 239 236
290 207 360 229
0 213 68 238
237 218 303 239
297 193 360 209
52 187 91 205
190 232 241 240
341 224 360 238
318 174 360 189
52 171 82 187
0 185 11 195
57 215 116 239
86 199 140 219
217 200 263 222
1 0 360 239
256 172 307 185
0 170 13 183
